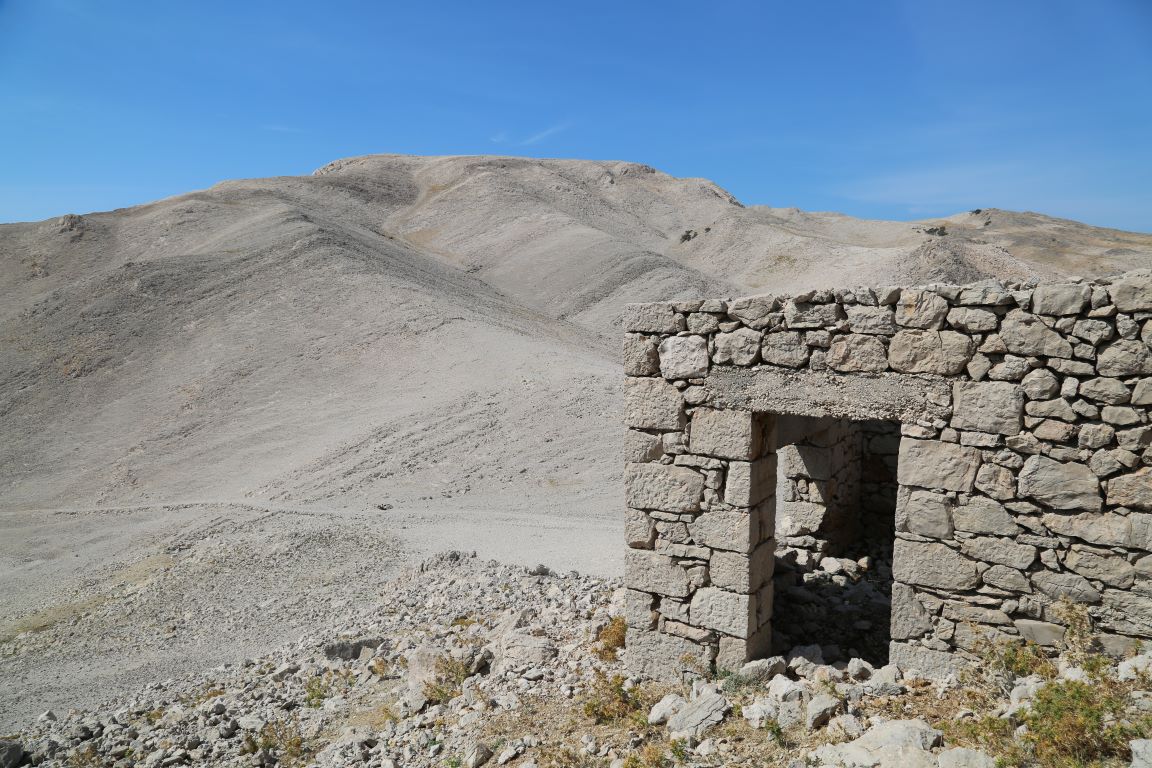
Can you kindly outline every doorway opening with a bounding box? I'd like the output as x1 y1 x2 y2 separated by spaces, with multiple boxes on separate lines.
770 414 900 665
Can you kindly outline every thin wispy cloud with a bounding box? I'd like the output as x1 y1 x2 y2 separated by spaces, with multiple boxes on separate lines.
520 122 570 146
489 131 508 144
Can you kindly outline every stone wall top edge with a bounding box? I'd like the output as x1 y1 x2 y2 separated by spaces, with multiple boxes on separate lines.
622 269 1150 314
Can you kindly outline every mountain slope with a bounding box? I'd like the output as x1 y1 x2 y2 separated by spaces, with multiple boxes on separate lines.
2 154 1152 514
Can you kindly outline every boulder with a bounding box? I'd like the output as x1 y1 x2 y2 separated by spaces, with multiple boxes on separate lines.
667 690 730 740
623 303 683 333
1000 310 1072 358
761 331 810 368
1031 283 1090 316
623 333 660 376
1108 468 1152 510
1109 270 1152 312
895 290 949 329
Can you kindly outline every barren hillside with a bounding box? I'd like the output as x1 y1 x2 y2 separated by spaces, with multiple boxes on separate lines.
2 155 1152 725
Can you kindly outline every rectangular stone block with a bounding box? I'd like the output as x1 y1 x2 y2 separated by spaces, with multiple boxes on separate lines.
624 377 685 431
897 438 981 492
709 541 774 594
689 507 760 553
690 408 761 460
625 627 711 680
951 381 1024 436
892 538 981 590
624 589 656 630
625 463 704 513
724 455 776 507
689 586 755 638
624 549 690 597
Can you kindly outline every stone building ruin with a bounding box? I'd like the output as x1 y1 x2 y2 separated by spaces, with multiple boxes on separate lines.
622 270 1152 680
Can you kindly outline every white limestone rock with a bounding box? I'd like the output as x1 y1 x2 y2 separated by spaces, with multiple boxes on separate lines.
625 463 703 513
659 335 709 379
888 329 974 374
712 327 762 365
892 539 980 590
624 377 685 431
827 333 889 372
1018 455 1101 511
897 439 982 492
951 381 1024 435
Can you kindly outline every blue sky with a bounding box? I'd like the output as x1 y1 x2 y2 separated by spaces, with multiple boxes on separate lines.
2 0 1150 230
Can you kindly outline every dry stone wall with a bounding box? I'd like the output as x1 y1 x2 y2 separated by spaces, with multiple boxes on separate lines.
623 270 1152 680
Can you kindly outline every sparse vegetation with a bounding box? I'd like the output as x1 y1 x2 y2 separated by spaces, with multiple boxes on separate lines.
593 616 627 661
423 654 472 704
581 671 646 725
240 716 310 767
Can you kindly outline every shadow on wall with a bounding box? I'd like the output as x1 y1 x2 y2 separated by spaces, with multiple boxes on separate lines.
771 415 900 664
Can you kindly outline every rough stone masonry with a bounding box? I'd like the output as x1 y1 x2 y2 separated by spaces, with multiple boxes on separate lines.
622 269 1152 680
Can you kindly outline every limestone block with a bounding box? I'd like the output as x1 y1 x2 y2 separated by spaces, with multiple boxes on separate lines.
725 456 776 507
890 582 934 639
623 303 683 333
1099 591 1152 637
728 296 778 330
625 550 690 597
776 500 826 537
625 627 711 680
1079 377 1130 404
761 331 810 368
709 543 773 594
1032 283 1091 316
690 508 760 553
784 300 844 329
888 329 974 375
690 408 761 460
947 307 998 333
623 333 660 376
892 539 981 590
1030 570 1101 603
1018 455 1101 511
982 564 1031 592
974 464 1016 500
1072 318 1114 345
999 310 1073 358
1026 398 1078 422
895 289 949 329
899 490 954 539
712 328 762 366
1133 378 1152 406
951 381 1024 435
779 443 831 480
1078 423 1116 449
943 603 1012 625
624 428 664 463
1097 340 1152 377
624 589 656 629
1064 545 1135 588
1110 270 1152 312
1042 511 1130 547
624 377 685 431
959 536 1036 570
1107 467 1152 510
827 334 889 372
1021 368 1060 400
846 305 897 335
888 642 965 679
625 463 704 513
625 507 657 549
1014 619 1066 647
690 587 754 638
898 439 982 492
953 497 1021 536
659 335 709 379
